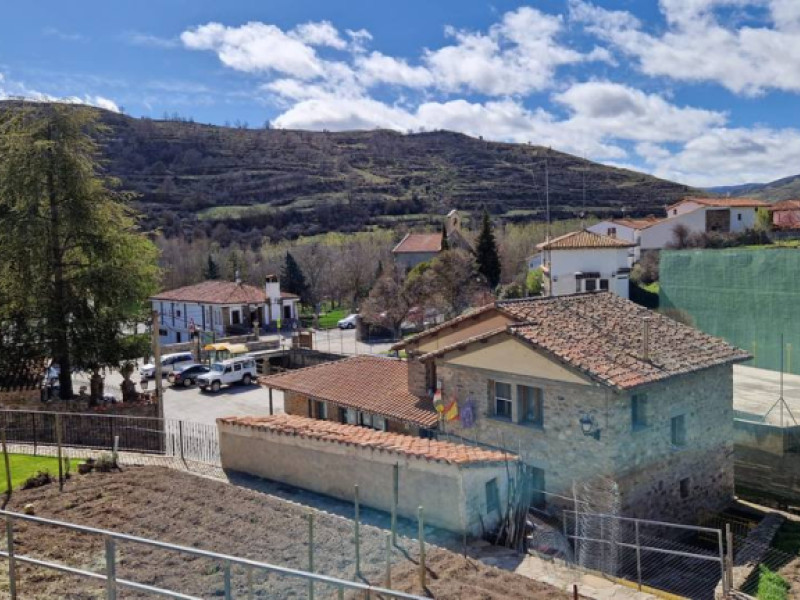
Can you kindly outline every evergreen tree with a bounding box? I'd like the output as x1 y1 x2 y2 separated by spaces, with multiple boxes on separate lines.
203 255 220 280
440 222 449 251
0 105 160 399
281 252 309 303
475 210 501 289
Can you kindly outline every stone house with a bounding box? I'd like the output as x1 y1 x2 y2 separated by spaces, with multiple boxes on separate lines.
534 230 635 298
396 292 750 524
769 199 800 230
392 210 473 270
151 277 300 345
259 355 439 436
218 414 516 535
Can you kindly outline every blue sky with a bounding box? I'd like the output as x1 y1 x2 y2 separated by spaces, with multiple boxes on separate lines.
2 0 800 187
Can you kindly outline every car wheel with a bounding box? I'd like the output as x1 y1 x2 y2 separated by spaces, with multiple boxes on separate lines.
242 374 252 386
183 378 192 387
348 323 356 329
211 380 221 393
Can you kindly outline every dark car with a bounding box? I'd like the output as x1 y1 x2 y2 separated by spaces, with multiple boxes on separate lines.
169 364 210 387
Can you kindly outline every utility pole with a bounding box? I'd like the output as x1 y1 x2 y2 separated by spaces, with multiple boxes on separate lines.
151 310 164 422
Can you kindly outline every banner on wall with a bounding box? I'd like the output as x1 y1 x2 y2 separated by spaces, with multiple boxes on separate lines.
460 395 476 428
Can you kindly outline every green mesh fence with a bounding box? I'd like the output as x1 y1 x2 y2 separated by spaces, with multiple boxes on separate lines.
660 248 800 375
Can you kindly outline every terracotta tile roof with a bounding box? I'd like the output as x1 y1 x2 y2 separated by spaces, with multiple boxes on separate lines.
537 230 636 250
259 356 439 427
669 197 767 209
610 216 663 230
496 293 750 390
417 327 508 362
392 233 442 254
218 414 515 465
390 303 499 351
152 280 267 305
770 199 800 211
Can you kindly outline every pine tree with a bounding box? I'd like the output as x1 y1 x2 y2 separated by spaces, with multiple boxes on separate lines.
281 252 309 303
203 255 220 280
475 210 501 289
0 105 160 399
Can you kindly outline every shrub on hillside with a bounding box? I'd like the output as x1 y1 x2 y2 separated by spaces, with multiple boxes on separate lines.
757 565 789 600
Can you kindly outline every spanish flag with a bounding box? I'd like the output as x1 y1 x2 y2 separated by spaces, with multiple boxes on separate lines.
444 399 459 421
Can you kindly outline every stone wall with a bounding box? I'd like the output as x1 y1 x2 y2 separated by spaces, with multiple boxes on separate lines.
218 420 511 535
436 360 735 524
734 420 800 505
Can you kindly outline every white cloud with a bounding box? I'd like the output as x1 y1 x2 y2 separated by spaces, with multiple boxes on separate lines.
571 0 800 95
356 52 433 88
181 22 325 79
290 21 347 50
43 27 87 43
422 7 592 95
0 73 119 112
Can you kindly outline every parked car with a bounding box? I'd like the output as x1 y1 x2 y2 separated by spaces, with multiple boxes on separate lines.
139 352 194 379
168 364 210 387
197 357 257 393
337 314 359 329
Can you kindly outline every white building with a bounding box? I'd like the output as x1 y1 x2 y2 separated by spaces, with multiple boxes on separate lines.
150 277 300 345
589 197 767 260
536 230 636 299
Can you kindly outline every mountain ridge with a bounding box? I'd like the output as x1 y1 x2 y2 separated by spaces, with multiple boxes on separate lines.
0 100 701 242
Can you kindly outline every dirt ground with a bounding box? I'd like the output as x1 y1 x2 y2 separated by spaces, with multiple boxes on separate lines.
0 466 570 599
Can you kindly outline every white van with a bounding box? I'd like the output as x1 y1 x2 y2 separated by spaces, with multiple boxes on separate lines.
197 357 257 393
140 352 195 379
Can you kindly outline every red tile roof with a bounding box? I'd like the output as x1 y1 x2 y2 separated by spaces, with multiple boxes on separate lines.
151 280 298 304
610 216 663 230
498 293 750 390
390 303 500 351
412 293 749 390
259 356 438 427
770 199 800 211
537 230 636 250
218 414 515 465
669 197 767 209
392 233 442 254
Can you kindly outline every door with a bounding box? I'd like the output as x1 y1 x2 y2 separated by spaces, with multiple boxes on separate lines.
530 466 546 509
283 304 292 320
176 332 182 343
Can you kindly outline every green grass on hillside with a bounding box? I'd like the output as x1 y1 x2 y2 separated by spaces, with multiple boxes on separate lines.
0 454 82 493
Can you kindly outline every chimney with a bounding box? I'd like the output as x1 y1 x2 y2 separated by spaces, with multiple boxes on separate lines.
407 357 430 397
235 270 241 285
641 317 652 361
265 274 280 301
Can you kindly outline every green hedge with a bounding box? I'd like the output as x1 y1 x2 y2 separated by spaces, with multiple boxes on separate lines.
757 565 789 600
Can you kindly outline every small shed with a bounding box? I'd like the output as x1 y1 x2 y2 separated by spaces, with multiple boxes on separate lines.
217 415 518 535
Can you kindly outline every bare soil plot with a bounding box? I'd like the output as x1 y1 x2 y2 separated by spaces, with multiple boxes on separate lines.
0 466 569 599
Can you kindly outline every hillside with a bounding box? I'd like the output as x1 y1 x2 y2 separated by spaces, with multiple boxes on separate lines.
1 100 698 242
711 173 800 202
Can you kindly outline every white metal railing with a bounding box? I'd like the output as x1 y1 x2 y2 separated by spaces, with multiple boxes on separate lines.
0 510 427 600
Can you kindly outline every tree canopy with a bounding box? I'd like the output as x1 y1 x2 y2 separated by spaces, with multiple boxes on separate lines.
475 210 501 289
0 105 160 399
281 252 309 304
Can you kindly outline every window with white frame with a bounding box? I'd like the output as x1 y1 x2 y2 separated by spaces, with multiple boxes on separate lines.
494 382 513 419
517 385 543 427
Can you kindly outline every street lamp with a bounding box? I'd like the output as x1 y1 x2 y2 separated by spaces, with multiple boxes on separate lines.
579 412 601 440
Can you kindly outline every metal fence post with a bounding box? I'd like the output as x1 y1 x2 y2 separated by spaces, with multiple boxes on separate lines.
32 412 37 456
719 528 728 595
308 512 315 600
354 484 361 578
634 519 642 591
391 463 399 546
105 535 117 600
179 420 185 464
2 429 12 504
56 414 63 492
385 532 392 589
6 516 16 600
224 560 232 600
726 524 734 593
418 506 426 591
109 417 114 452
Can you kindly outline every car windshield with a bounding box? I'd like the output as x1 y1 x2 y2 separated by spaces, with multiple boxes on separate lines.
210 363 224 372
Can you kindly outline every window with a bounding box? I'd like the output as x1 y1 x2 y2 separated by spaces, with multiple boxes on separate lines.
585 279 597 292
176 309 181 318
231 310 241 325
680 477 690 499
176 332 182 343
518 385 543 427
494 382 513 419
485 478 500 514
671 415 686 447
159 328 167 337
631 394 648 430
314 400 328 420
234 363 242 372
599 279 609 291
607 227 617 237
673 209 677 216
737 213 742 221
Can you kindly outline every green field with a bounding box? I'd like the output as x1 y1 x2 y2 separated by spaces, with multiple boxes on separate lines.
0 454 83 493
